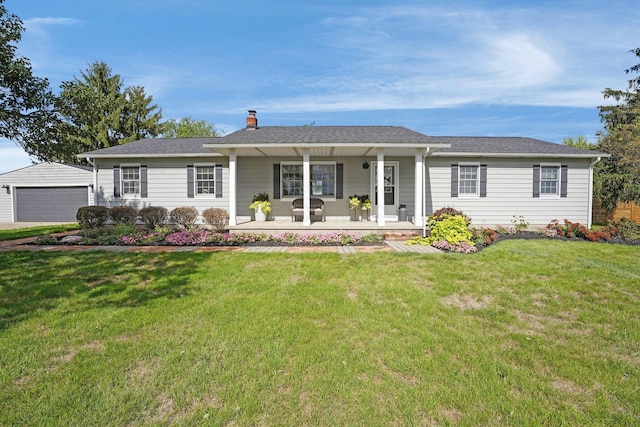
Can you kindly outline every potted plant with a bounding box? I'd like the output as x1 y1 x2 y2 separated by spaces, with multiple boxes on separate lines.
349 195 361 221
249 192 272 222
360 195 372 221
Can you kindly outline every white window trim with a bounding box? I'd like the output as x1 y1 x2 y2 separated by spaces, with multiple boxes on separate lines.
458 162 480 198
281 161 337 201
539 163 561 198
194 163 217 198
120 163 141 198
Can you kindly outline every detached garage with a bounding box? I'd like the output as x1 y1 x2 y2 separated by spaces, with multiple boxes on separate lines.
0 163 93 222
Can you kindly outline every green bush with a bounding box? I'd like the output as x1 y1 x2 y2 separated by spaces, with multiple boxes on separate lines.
202 208 229 230
109 206 138 225
427 214 474 245
138 206 168 229
76 206 109 229
170 206 199 229
428 207 471 225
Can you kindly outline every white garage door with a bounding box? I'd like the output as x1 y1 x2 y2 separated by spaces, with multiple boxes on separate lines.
15 187 88 222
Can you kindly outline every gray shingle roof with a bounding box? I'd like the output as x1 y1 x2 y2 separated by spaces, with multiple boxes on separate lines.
217 126 436 144
432 136 603 156
77 137 219 157
77 128 606 158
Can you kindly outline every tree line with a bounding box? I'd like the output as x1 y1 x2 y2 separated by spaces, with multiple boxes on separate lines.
563 48 640 211
0 1 220 165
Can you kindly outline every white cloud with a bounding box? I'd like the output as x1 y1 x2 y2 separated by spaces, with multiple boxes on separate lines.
24 17 83 28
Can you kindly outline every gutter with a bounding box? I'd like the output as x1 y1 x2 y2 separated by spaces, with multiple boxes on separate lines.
84 157 98 206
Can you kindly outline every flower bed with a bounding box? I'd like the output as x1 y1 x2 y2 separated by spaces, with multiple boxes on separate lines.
35 228 384 247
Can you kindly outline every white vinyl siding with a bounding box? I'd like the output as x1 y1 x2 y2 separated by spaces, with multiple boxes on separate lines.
429 157 592 227
96 158 229 222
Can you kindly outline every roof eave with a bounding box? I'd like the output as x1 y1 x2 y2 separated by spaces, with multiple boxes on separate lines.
76 153 223 159
431 152 610 159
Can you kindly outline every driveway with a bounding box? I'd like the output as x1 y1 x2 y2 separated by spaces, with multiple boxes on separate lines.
0 222 76 230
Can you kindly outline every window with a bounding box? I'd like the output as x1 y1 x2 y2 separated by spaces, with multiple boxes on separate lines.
459 165 478 196
121 166 140 195
281 163 335 198
540 166 559 195
282 164 303 197
196 166 216 195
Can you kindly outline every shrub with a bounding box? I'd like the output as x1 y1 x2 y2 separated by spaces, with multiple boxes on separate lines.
138 206 168 229
202 208 229 230
427 214 474 246
545 219 618 242
76 206 109 229
428 207 471 225
612 218 640 240
170 206 199 229
472 227 499 246
109 206 138 225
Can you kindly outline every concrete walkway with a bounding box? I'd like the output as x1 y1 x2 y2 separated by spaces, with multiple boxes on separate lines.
0 234 441 254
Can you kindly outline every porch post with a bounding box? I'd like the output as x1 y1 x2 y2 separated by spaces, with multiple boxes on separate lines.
377 150 385 226
228 149 237 226
303 149 311 226
414 151 424 226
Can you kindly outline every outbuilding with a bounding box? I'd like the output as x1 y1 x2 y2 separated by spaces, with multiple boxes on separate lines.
0 163 93 222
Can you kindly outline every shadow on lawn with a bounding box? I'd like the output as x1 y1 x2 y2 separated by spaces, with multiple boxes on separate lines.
0 251 207 330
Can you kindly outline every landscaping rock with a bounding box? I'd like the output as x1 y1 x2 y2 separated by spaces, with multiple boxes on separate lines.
60 235 83 244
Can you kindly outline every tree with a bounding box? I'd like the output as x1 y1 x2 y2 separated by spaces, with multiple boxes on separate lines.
55 61 162 162
595 48 640 211
563 135 595 150
0 1 57 160
161 117 221 138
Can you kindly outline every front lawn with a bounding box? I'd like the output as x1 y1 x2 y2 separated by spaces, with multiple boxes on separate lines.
0 240 638 425
0 223 80 242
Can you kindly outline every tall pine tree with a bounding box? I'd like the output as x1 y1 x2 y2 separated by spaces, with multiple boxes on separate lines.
596 48 640 211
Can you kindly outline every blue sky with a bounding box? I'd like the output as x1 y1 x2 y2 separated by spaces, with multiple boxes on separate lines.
1 0 639 173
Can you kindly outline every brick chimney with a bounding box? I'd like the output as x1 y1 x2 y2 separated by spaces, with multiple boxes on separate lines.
246 110 257 129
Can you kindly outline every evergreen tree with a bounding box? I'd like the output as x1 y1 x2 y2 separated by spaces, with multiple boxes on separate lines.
596 48 640 211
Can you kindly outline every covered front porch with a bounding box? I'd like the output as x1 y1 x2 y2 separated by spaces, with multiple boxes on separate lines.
230 218 424 236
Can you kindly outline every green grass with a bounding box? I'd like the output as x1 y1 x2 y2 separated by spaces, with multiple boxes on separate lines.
0 223 80 241
1 240 639 425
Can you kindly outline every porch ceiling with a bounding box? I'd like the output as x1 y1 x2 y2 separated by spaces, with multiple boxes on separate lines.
203 143 450 157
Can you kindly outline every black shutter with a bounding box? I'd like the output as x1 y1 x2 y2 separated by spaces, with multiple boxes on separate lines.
113 165 120 198
480 164 487 197
273 164 280 199
560 165 568 198
336 163 343 199
140 165 148 198
215 164 223 198
450 164 458 197
187 165 194 198
533 165 540 198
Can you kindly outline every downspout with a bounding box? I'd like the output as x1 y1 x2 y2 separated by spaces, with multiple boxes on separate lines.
86 157 97 206
588 156 601 228
422 147 431 238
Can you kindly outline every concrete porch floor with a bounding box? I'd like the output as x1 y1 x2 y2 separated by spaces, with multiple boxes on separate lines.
230 219 425 236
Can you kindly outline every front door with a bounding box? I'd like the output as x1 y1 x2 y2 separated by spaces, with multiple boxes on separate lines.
372 162 398 218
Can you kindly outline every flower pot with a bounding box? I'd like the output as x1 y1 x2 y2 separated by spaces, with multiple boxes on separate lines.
398 208 407 221
350 209 358 221
254 205 267 222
